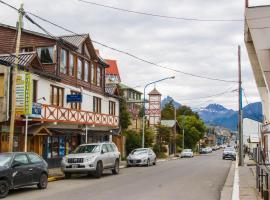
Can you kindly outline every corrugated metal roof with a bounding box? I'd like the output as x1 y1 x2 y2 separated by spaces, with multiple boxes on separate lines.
0 52 36 67
60 34 88 48
160 120 178 128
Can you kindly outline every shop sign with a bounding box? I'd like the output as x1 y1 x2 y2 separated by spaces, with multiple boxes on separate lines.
67 94 82 103
30 103 42 118
15 71 32 115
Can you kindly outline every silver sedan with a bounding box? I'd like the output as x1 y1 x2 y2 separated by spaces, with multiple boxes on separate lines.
127 148 157 167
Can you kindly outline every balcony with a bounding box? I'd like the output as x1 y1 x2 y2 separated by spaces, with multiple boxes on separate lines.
17 104 119 127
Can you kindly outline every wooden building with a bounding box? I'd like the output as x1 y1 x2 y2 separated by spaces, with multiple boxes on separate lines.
0 23 120 167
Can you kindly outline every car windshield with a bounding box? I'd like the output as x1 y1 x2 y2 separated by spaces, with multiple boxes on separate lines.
131 149 148 155
74 145 100 153
0 154 12 167
225 147 235 152
183 149 192 152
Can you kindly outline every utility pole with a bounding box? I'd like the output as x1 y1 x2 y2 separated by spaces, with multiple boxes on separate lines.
8 4 24 152
238 45 244 166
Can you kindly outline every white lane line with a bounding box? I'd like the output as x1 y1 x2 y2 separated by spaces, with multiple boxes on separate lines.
232 162 240 200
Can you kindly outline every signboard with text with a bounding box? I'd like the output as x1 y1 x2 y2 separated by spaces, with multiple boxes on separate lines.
67 94 82 103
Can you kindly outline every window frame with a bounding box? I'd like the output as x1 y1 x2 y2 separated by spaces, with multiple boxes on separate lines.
70 90 81 110
93 96 102 113
37 46 55 64
60 48 68 74
50 85 64 107
77 57 83 80
109 101 116 115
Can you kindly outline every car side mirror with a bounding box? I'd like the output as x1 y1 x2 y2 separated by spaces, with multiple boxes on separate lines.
12 161 21 168
101 149 105 154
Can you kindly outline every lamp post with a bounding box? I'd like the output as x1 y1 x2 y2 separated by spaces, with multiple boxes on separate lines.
142 76 175 148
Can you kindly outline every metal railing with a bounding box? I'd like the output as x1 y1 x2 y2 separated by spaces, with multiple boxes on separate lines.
254 146 270 200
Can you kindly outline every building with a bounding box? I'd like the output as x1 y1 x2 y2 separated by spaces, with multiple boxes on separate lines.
244 2 270 160
0 23 119 167
160 120 181 154
105 59 121 84
146 88 162 127
243 118 261 151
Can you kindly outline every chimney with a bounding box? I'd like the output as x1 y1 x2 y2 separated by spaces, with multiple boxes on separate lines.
245 0 249 8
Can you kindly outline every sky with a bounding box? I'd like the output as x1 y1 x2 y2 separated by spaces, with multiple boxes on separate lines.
0 0 269 110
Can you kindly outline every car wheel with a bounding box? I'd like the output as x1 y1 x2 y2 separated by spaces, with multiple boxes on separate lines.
94 161 103 178
146 159 150 167
153 158 157 165
0 180 9 198
64 173 72 179
112 159 120 175
37 173 48 189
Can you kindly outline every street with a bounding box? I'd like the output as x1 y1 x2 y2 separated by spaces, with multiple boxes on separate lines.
7 150 231 200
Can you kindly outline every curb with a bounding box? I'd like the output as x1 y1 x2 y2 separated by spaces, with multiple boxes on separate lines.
48 176 65 182
220 161 236 200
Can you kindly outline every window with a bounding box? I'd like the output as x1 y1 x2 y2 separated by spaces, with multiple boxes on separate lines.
37 46 54 64
69 54 75 76
13 154 29 165
28 153 43 164
60 48 67 74
109 101 116 115
91 64 97 84
77 58 82 80
84 61 89 82
97 66 101 86
106 144 114 152
101 145 108 153
93 97 101 113
32 80 38 103
21 47 33 53
70 91 81 110
50 85 64 107
0 74 4 97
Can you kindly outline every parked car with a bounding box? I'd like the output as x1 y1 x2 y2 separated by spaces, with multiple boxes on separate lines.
200 147 212 154
180 149 194 158
61 142 120 178
0 152 48 198
127 148 156 167
222 147 236 160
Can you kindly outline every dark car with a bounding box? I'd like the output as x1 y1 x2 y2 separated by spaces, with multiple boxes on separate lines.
222 147 236 160
0 152 48 198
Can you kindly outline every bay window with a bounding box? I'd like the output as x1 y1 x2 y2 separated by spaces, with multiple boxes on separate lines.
69 54 75 76
60 48 67 74
77 58 82 80
84 61 89 82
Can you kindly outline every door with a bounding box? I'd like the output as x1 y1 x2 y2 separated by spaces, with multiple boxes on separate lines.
148 149 155 163
12 154 33 187
27 153 45 183
100 145 109 168
106 144 115 167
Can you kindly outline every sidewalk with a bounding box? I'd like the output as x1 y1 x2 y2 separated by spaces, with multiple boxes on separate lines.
239 156 260 200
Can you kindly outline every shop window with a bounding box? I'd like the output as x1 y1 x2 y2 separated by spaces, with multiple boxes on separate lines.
0 74 4 97
37 46 54 64
60 48 68 74
109 101 116 115
50 85 64 107
93 96 101 113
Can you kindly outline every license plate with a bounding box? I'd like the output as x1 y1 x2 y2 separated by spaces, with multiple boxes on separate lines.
72 164 78 168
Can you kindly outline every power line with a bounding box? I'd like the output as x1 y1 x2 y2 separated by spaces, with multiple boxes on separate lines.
0 0 238 83
76 0 243 22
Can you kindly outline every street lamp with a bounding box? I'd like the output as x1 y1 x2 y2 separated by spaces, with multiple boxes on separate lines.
142 76 175 148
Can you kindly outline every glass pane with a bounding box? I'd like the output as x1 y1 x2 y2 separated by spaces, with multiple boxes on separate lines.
97 67 101 86
77 58 82 79
84 62 89 82
59 137 65 157
91 63 95 84
60 49 67 74
14 154 29 165
69 54 74 76
37 47 54 63
28 154 42 163
52 137 59 158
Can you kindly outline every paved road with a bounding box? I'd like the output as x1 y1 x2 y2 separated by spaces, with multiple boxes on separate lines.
7 150 231 200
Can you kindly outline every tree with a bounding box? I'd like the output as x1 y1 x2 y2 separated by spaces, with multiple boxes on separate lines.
123 130 140 155
154 125 172 157
118 86 131 130
177 115 206 150
176 105 199 119
143 127 155 148
161 100 175 120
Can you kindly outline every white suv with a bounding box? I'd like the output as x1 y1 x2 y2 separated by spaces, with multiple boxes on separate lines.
61 142 120 178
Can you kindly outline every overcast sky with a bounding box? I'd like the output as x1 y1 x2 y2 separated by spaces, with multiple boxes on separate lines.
0 0 269 110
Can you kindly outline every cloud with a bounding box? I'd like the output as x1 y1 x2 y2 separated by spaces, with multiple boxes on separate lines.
0 0 266 110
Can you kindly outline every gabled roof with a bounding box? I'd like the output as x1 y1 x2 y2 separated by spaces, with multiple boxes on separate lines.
60 34 88 48
105 59 121 77
148 88 161 95
0 52 37 67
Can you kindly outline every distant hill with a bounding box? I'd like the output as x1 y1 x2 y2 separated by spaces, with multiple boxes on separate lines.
161 96 181 109
196 102 263 131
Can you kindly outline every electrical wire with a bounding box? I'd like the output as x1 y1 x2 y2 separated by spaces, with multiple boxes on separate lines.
76 0 243 22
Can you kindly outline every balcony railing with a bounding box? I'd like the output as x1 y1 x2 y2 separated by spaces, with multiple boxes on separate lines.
18 104 119 127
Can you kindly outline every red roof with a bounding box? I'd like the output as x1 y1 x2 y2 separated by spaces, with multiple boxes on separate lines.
105 59 121 77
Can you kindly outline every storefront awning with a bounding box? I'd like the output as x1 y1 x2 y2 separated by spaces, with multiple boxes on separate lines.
28 126 53 136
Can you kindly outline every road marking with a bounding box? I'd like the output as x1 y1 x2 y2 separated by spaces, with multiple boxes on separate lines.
232 162 239 200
